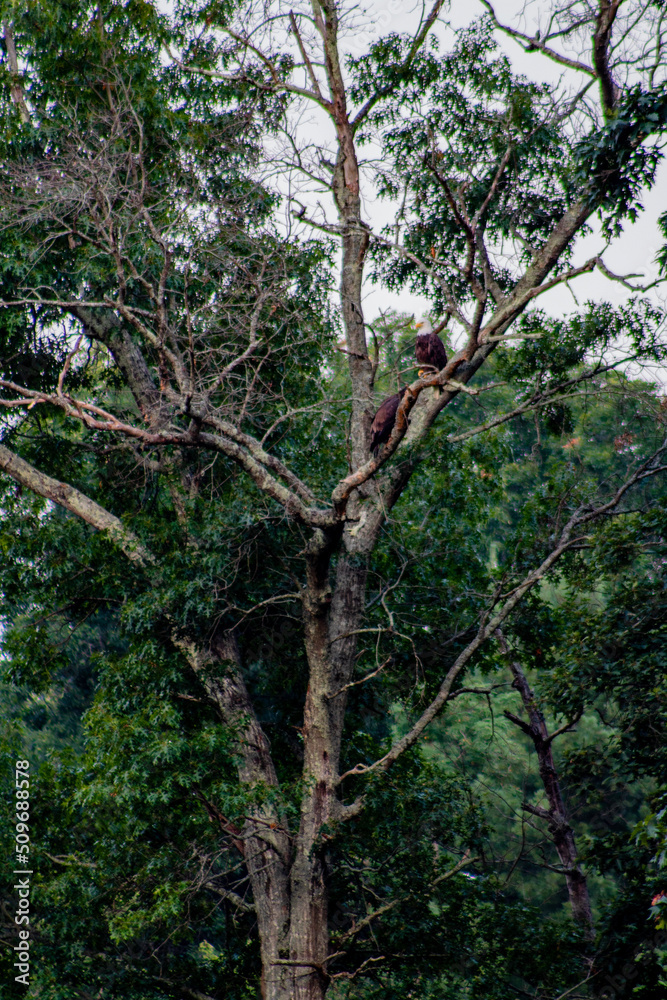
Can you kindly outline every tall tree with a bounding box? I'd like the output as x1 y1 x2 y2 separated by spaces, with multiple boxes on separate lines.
1 1 667 998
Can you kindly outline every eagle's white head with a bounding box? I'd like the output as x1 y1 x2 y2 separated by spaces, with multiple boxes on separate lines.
415 316 433 334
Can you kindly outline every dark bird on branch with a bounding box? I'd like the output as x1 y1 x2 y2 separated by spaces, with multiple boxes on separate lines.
370 387 408 456
415 316 447 373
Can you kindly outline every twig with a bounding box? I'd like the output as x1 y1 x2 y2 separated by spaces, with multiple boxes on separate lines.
325 657 393 699
480 0 595 76
57 334 83 397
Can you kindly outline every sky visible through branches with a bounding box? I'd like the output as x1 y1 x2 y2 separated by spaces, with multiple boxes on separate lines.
204 0 667 353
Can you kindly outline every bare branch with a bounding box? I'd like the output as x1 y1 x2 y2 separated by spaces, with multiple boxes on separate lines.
325 657 392 699
593 0 622 119
289 11 325 103
0 380 334 528
478 255 599 344
351 0 447 130
480 0 596 77
167 30 333 111
336 854 475 943
203 881 256 912
0 443 156 569
339 436 667 787
596 255 667 292
448 362 628 444
497 629 593 932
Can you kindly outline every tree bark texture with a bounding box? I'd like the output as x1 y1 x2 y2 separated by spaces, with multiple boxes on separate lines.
180 634 293 1000
0 2 642 994
502 647 595 938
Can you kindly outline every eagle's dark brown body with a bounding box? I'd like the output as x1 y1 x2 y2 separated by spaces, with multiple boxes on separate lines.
415 332 447 371
370 388 407 456
369 321 447 457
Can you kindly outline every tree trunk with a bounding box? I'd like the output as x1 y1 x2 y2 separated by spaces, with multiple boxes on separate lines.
181 633 293 999
271 8 381 993
500 640 595 937
3 5 636 993
286 526 372 998
286 532 337 1000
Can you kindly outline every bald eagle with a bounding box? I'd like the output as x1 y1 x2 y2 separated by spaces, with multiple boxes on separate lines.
370 388 408 456
415 317 447 373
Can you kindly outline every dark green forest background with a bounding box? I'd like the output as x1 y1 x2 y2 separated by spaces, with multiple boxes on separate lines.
1 0 667 998
3 326 667 998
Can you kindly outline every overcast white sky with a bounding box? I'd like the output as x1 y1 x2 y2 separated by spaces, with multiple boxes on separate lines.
266 0 664 344
162 0 666 362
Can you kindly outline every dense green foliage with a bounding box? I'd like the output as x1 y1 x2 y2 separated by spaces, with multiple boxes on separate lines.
3 340 667 998
1 1 667 999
